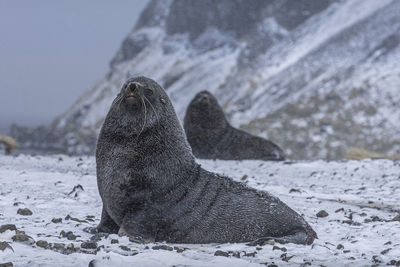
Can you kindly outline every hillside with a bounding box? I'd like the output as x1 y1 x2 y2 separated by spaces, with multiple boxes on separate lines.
11 0 400 159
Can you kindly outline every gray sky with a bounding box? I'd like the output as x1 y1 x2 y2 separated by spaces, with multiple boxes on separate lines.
0 0 148 131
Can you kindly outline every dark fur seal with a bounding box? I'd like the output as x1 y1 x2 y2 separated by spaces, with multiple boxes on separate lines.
184 91 285 161
95 76 316 245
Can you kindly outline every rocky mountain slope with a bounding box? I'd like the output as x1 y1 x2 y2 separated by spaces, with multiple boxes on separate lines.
12 0 400 159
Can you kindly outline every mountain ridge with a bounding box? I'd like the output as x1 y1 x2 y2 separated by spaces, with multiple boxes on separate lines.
11 0 400 159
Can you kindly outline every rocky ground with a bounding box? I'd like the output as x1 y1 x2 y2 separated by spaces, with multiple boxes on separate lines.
0 154 399 266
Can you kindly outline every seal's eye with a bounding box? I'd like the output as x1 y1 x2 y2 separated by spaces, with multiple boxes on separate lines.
144 88 153 96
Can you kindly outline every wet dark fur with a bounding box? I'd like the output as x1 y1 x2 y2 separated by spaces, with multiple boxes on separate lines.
184 91 285 161
96 77 316 244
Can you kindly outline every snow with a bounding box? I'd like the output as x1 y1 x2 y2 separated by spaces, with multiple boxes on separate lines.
1 154 399 266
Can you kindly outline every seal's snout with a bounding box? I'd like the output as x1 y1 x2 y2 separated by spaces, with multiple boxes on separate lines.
126 82 139 99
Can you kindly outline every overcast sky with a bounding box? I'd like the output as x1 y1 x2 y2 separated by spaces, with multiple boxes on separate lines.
0 0 148 131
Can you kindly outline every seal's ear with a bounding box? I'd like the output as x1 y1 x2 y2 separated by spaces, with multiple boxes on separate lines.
160 98 166 104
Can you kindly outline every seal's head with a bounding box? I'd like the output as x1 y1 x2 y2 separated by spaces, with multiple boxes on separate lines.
184 90 228 131
107 76 171 137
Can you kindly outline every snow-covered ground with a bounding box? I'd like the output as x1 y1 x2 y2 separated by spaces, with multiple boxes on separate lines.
0 154 399 266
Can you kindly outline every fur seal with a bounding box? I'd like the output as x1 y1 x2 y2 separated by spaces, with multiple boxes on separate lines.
95 76 316 245
184 91 285 161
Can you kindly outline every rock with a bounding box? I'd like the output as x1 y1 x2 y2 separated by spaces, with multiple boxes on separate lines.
51 218 62 223
52 243 66 250
17 208 32 216
244 251 257 257
0 263 13 267
119 245 131 251
337 244 344 250
152 245 173 251
111 239 119 244
65 214 87 223
381 248 391 255
241 175 248 181
0 242 14 252
0 224 17 233
392 214 400 222
316 210 329 218
36 240 49 249
214 250 229 257
12 233 34 245
174 247 188 253
81 242 98 249
60 231 78 240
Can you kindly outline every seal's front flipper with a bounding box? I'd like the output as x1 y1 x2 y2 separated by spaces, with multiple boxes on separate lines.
118 213 155 243
96 206 119 234
247 231 316 246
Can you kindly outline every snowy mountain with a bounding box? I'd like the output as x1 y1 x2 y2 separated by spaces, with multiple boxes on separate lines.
11 0 400 159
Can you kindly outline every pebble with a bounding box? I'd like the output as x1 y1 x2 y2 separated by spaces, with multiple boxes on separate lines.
152 245 173 251
81 242 97 249
316 210 329 218
36 240 49 249
0 263 13 267
51 218 62 223
17 208 33 216
0 224 16 233
214 250 229 257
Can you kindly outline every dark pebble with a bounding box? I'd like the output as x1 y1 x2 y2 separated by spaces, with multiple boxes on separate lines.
12 233 33 244
119 245 131 251
0 242 13 252
111 239 119 244
0 224 17 234
0 263 13 267
244 251 257 257
381 248 391 255
337 244 344 250
17 208 32 216
52 243 66 249
214 250 229 257
392 214 400 222
152 245 173 251
316 210 329 218
81 242 98 249
36 240 49 248
51 218 62 223
174 247 187 253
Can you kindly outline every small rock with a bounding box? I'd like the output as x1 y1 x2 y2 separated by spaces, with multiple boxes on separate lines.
60 231 78 240
316 210 329 218
81 242 98 250
152 245 173 251
51 218 62 223
0 263 13 267
289 188 301 193
381 248 391 255
280 253 294 262
119 245 131 251
52 243 66 250
231 251 240 258
244 251 257 257
392 214 400 222
17 208 32 216
214 250 229 257
12 233 34 244
111 239 119 244
0 224 17 233
174 247 188 253
256 247 263 251
36 240 49 249
241 175 248 181
0 242 14 252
